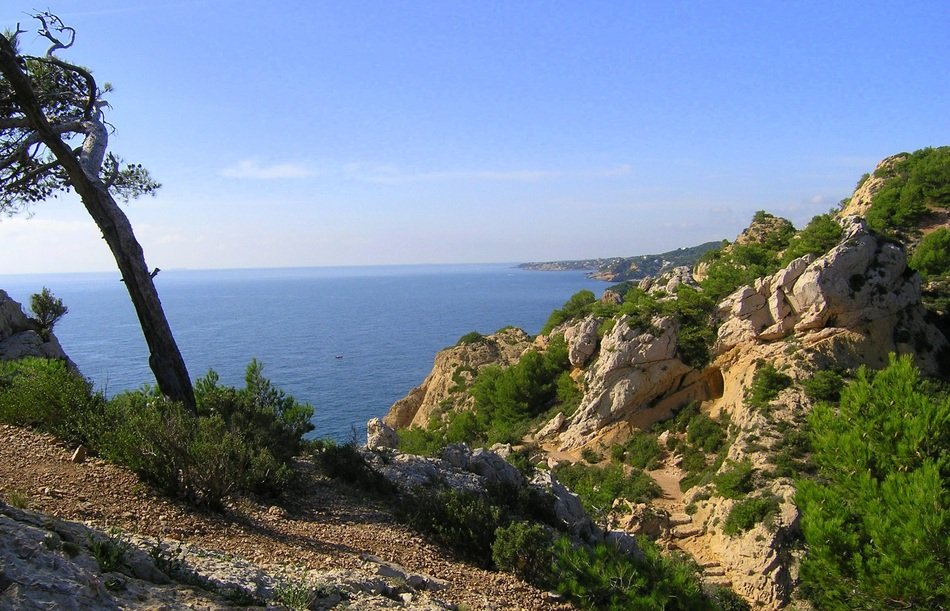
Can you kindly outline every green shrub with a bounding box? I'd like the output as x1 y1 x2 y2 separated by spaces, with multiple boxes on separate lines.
492 521 554 585
780 214 843 265
0 357 104 446
92 361 313 508
541 290 597 334
554 463 659 519
797 355 950 609
580 447 602 463
745 363 792 410
456 331 485 346
866 147 950 236
713 460 755 499
551 535 711 611
29 287 68 340
685 412 725 453
396 487 503 567
616 430 662 470
722 496 780 536
909 227 950 280
801 369 843 403
312 440 395 496
88 530 129 573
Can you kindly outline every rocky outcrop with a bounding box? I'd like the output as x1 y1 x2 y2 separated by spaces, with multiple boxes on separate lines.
563 316 600 368
0 289 70 363
714 216 946 374
384 328 532 429
838 154 908 218
556 315 723 451
363 444 638 552
0 499 451 610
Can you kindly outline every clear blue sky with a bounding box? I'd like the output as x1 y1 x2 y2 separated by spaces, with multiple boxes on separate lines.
1 1 948 273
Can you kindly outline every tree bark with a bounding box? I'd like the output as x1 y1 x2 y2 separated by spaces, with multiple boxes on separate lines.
0 38 196 412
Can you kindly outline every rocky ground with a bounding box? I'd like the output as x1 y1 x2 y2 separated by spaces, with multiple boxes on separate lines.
0 424 571 610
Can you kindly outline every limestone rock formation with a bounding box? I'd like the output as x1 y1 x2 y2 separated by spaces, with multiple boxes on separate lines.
0 499 453 610
563 316 600 368
714 216 946 373
384 328 531 430
838 153 907 218
0 289 71 363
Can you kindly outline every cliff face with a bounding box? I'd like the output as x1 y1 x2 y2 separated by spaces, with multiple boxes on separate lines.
0 289 71 363
382 153 949 609
384 327 533 430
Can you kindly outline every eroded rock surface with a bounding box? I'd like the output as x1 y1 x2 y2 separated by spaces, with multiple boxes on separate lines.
384 328 532 430
0 290 70 363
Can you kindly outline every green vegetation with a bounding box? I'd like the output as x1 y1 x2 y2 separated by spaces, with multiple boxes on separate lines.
0 357 104 446
554 462 660 521
780 214 843 265
29 287 68 340
745 363 792 411
909 227 950 280
491 521 553 584
800 369 844 403
797 354 949 609
722 496 780 536
698 213 795 303
611 430 662 470
456 331 486 346
0 357 314 509
713 460 755 499
866 146 950 236
88 529 129 573
541 289 597 334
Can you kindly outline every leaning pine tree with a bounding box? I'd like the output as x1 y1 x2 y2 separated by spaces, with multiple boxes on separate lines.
0 13 195 410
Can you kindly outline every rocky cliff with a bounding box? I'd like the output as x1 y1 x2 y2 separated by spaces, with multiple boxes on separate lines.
384 327 533 430
0 289 71 363
382 165 949 607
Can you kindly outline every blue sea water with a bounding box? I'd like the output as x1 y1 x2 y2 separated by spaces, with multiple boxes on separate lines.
0 264 606 440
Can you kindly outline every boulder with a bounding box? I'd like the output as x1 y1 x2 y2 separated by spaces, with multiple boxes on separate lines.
365 418 398 450
563 316 600 368
0 289 71 363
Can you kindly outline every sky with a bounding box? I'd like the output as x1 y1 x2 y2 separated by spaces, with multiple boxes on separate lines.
1 1 948 274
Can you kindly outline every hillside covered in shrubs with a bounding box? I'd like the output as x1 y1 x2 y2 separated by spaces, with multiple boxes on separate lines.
382 146 950 609
1 147 948 609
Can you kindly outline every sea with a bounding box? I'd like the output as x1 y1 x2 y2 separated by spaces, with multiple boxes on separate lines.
0 264 607 440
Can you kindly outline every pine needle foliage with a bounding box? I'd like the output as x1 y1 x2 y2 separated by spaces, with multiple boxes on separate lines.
796 354 949 610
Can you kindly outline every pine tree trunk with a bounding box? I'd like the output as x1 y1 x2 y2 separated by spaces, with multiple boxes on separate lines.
0 40 196 412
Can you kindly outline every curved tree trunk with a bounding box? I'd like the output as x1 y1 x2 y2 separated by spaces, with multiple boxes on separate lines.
0 40 196 412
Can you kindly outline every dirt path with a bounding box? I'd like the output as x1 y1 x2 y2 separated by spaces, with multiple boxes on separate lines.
0 424 568 610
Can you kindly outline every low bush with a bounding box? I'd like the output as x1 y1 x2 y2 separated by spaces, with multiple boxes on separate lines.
456 331 485 346
909 227 950 280
551 535 713 611
492 521 554 585
723 496 780 536
312 440 395 496
745 363 792 410
0 357 104 447
713 460 755 499
396 487 503 566
801 369 843 403
780 214 843 265
613 430 662 470
686 412 725 453
554 463 659 520
541 290 598 334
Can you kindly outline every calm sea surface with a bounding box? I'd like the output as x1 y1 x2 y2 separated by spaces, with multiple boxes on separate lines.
0 264 605 440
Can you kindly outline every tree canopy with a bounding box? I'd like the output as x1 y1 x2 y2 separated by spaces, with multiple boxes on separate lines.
0 13 194 410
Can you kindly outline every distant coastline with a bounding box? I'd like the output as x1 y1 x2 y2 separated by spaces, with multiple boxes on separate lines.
518 240 722 282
